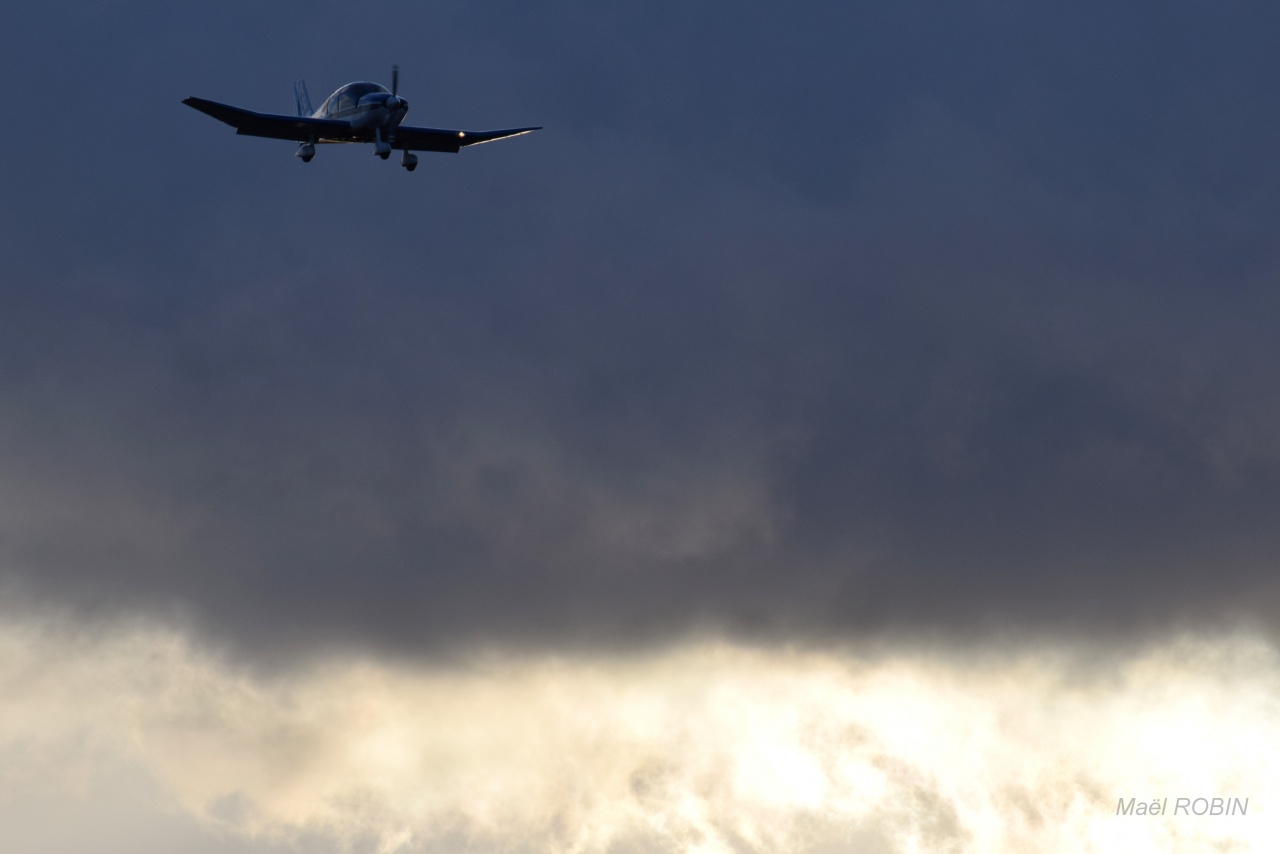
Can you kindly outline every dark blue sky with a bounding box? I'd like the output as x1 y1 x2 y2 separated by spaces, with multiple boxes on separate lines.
3 0 1280 657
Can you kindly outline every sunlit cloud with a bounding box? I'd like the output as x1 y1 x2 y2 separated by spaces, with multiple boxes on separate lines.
2 612 1278 853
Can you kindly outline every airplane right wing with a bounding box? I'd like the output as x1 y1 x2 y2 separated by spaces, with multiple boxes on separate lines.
183 97 359 142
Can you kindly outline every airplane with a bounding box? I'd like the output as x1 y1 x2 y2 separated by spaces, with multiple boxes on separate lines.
183 66 539 171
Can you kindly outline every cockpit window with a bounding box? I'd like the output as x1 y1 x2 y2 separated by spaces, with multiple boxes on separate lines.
341 82 388 99
323 82 390 116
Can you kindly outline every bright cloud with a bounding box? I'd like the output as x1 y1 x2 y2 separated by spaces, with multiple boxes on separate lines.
1 613 1278 853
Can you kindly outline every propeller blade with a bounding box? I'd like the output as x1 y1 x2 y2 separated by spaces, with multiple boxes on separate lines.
391 64 399 96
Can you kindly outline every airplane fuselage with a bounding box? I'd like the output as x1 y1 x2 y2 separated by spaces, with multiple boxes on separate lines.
314 82 409 130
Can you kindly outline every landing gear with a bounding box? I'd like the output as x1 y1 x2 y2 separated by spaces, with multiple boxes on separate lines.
401 151 418 172
374 128 391 160
296 142 315 162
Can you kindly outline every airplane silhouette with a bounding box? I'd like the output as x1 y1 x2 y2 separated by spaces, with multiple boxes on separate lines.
183 66 539 171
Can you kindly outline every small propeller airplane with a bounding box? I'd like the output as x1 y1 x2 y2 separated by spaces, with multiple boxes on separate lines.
183 66 539 171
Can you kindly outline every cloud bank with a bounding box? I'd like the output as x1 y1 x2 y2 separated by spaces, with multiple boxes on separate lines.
3 612 1277 853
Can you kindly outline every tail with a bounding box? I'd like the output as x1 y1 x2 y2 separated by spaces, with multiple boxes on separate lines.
293 80 314 117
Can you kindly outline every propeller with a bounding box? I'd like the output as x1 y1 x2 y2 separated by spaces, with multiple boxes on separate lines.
385 64 404 114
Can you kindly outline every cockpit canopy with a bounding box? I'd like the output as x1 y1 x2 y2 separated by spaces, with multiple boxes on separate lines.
318 82 391 117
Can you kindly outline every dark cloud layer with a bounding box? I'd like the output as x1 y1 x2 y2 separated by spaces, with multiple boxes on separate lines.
3 0 1280 657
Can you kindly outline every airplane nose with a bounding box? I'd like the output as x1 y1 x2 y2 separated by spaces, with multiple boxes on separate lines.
385 95 402 112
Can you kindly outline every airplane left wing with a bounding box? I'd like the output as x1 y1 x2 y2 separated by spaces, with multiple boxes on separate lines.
394 125 542 153
183 97 359 142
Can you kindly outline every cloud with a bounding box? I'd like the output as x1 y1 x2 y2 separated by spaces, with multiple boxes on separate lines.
3 611 1278 853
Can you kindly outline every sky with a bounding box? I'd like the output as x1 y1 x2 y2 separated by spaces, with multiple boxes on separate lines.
2 0 1280 851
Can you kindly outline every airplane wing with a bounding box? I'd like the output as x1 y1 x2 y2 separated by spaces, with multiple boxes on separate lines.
184 97 540 152
393 125 542 153
183 97 358 142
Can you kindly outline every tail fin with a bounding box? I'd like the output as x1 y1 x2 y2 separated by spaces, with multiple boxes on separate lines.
294 80 314 117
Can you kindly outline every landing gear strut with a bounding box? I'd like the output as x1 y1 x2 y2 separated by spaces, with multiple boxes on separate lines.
374 128 391 160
